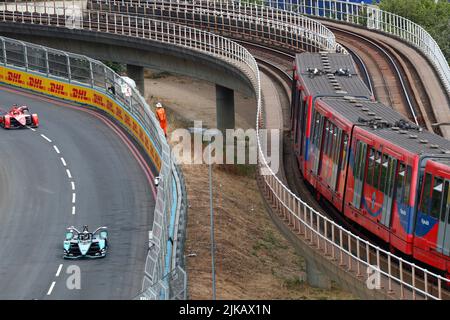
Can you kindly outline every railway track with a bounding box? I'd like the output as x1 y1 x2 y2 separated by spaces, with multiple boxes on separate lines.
327 26 438 135
236 39 374 101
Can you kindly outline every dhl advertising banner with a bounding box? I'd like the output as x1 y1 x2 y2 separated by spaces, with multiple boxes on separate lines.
0 66 162 171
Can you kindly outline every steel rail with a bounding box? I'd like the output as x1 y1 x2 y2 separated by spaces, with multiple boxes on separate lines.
328 26 419 126
262 0 450 97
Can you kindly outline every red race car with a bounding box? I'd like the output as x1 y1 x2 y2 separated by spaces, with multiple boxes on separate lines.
0 104 39 129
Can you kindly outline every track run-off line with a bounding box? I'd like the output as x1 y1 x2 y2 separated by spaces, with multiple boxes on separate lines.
28 126 78 297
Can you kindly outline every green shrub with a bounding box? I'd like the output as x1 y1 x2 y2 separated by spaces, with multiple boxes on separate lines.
379 0 450 64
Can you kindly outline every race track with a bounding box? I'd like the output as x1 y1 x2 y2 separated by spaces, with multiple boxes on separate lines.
0 86 155 299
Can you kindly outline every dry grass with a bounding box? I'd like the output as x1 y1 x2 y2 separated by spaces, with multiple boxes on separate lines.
164 114 353 300
182 163 354 300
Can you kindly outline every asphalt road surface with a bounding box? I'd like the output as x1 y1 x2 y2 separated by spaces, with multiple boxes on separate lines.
0 86 155 299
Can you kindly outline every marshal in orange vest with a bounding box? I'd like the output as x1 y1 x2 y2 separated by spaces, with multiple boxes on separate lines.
155 102 168 137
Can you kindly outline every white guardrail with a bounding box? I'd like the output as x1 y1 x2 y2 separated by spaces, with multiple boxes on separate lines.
84 0 449 96
86 0 347 53
1 0 448 299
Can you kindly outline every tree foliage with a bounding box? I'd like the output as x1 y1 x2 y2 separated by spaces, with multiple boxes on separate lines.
103 61 125 74
379 0 450 64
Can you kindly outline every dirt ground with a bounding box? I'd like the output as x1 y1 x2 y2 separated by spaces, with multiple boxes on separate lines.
144 69 354 299
143 69 256 130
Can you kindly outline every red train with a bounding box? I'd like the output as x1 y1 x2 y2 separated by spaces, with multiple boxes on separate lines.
291 52 450 276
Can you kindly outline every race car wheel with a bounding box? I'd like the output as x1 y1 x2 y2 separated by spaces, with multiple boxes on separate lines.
31 114 39 128
3 115 10 129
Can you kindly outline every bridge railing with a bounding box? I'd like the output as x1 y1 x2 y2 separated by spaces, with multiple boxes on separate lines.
0 0 346 53
86 0 346 53
84 0 449 95
2 3 449 299
0 34 185 298
261 0 450 97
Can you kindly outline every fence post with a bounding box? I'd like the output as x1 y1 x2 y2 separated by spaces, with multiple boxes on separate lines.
89 60 94 88
66 53 71 82
23 42 28 71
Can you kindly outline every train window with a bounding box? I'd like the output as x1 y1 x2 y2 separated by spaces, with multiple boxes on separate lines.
328 124 335 157
357 143 367 181
396 163 406 202
403 166 412 205
431 178 444 219
333 129 340 165
324 121 330 152
354 142 361 178
310 112 317 145
327 124 332 156
329 123 334 157
373 151 382 190
367 148 375 186
420 173 433 214
353 141 362 207
440 181 449 223
341 134 349 169
387 158 397 196
352 141 368 208
318 115 325 148
312 112 321 146
353 143 360 171
323 122 329 154
380 155 389 193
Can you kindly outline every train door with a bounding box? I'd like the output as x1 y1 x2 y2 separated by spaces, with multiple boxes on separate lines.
394 163 414 234
417 172 443 246
330 128 342 191
437 180 450 256
311 111 324 175
319 120 331 181
380 156 397 227
352 141 367 209
336 133 349 196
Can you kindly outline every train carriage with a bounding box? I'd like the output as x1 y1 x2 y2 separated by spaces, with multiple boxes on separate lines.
292 53 373 180
415 157 450 271
345 105 450 273
291 52 450 276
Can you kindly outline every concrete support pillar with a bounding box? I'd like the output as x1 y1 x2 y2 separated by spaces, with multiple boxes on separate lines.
216 84 235 132
305 258 331 289
126 64 145 95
